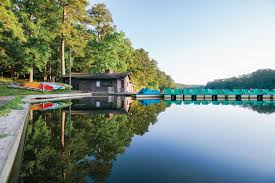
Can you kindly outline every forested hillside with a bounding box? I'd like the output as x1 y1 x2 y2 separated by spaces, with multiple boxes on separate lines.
0 0 174 90
206 69 275 89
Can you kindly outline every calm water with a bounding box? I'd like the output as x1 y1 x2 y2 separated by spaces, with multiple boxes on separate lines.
16 97 275 183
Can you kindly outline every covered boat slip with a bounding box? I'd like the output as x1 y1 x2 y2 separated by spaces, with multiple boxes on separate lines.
164 100 275 106
163 89 275 101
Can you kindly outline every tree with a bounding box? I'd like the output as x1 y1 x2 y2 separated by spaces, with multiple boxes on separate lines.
59 0 89 76
127 49 173 90
206 69 275 89
14 0 61 82
0 1 174 89
0 0 26 79
88 3 115 41
0 0 25 41
88 32 133 73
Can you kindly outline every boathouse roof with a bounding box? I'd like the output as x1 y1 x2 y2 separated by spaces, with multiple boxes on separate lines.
63 72 130 80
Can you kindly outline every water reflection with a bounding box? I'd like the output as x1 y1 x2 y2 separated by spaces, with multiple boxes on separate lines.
18 97 275 182
70 96 133 114
19 97 169 182
163 100 275 114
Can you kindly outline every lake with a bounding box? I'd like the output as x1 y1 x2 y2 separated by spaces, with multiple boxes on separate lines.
16 97 275 183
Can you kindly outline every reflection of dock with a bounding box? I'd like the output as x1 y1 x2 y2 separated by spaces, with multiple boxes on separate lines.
67 96 133 114
164 100 275 106
163 94 274 102
134 94 163 100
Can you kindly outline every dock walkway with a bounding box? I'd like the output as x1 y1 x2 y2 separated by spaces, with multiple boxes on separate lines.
0 102 29 183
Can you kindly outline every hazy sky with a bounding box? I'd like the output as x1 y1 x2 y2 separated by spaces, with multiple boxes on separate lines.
91 0 275 84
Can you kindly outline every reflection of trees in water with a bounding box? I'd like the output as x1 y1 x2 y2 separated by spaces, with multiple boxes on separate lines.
241 105 275 114
19 101 168 182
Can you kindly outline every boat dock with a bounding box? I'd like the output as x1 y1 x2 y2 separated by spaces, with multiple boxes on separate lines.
135 89 275 101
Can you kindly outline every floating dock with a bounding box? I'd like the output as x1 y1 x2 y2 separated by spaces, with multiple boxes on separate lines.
134 89 275 101
163 89 274 101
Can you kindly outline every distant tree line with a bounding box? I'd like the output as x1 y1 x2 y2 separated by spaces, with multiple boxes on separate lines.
175 83 205 89
205 69 275 89
0 0 174 90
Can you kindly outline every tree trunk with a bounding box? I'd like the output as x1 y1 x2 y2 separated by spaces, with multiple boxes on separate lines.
28 12 34 83
29 65 33 82
43 63 47 81
49 55 52 82
61 7 66 77
61 37 65 76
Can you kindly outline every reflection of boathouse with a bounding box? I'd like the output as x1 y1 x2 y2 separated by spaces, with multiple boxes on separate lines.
69 96 132 115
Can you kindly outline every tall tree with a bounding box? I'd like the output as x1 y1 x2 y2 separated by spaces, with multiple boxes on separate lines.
0 0 26 78
88 32 133 73
88 3 115 41
59 0 89 76
15 0 60 82
0 0 25 41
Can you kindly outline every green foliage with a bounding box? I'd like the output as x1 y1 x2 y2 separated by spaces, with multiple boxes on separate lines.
88 3 115 41
0 1 174 89
0 0 25 41
89 32 132 73
127 49 175 90
206 69 275 89
60 0 89 55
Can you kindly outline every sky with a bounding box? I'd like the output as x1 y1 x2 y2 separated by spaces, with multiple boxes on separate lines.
90 0 275 84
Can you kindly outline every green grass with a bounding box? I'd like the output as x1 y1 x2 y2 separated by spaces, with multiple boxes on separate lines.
0 96 23 116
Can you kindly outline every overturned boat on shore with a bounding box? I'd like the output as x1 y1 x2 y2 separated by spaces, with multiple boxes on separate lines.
8 82 72 91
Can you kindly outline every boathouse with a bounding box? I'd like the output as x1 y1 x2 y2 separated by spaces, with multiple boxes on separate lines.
64 70 135 93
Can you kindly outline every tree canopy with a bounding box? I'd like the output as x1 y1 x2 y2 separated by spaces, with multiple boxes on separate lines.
0 1 174 89
206 69 275 89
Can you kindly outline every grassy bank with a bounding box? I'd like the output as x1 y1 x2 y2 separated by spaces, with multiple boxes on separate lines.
0 79 72 96
0 96 23 116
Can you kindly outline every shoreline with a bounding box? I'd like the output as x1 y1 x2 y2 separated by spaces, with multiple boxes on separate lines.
0 102 29 183
0 92 94 182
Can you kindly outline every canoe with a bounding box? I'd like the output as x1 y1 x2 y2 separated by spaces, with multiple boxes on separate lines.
44 82 65 90
9 82 72 91
20 82 53 91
